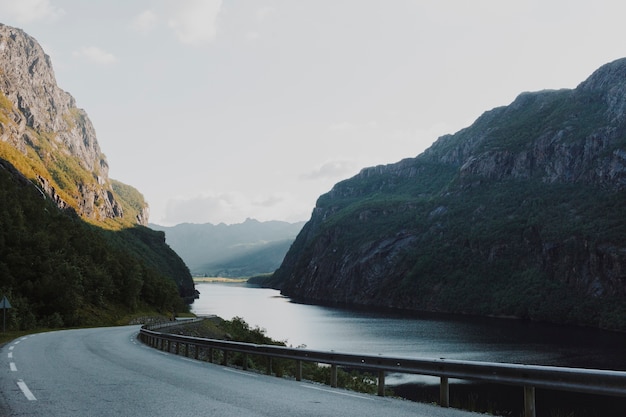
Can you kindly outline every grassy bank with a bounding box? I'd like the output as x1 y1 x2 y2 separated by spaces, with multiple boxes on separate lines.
159 316 387 396
0 311 185 346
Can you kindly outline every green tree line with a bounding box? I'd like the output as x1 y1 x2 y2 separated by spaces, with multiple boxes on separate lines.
0 160 190 330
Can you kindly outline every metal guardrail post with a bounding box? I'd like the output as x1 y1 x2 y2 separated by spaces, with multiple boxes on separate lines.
377 371 385 396
330 364 338 388
267 358 273 375
440 376 449 407
243 353 248 371
524 386 536 417
295 360 302 382
222 350 229 366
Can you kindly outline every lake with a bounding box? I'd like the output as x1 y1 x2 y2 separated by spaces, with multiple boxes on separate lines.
191 281 626 414
191 282 626 374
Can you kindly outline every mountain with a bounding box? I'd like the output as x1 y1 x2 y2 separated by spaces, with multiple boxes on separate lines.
0 23 195 328
262 58 626 331
151 218 305 277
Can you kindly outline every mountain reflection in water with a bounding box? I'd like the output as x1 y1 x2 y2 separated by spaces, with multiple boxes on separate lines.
192 282 626 372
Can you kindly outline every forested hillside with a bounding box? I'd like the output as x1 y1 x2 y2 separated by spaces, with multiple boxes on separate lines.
0 159 189 328
0 23 195 329
264 58 626 331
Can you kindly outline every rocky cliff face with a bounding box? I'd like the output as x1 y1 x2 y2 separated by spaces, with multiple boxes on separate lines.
0 24 196 317
0 23 144 224
271 58 626 331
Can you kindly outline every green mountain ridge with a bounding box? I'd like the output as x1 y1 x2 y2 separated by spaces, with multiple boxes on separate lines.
0 23 194 329
0 158 191 328
261 58 626 331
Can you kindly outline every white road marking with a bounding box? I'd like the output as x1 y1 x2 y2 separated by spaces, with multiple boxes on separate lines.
301 384 375 400
10 362 17 372
222 368 259 378
13 341 20 345
8 352 12 359
9 346 14 351
17 380 36 401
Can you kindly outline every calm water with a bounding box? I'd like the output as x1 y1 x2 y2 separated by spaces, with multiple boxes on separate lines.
191 282 626 377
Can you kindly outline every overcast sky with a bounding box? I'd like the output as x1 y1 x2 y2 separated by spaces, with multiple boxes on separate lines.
1 1 625 226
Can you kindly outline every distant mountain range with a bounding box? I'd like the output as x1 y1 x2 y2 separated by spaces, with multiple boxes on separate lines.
151 219 305 277
255 58 626 332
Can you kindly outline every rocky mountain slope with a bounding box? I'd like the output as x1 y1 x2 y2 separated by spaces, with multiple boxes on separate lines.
265 58 626 331
0 23 194 327
151 218 304 277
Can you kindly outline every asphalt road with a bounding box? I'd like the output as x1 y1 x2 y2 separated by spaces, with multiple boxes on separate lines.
0 325 488 416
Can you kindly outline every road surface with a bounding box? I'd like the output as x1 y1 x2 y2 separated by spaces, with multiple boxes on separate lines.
0 325 489 416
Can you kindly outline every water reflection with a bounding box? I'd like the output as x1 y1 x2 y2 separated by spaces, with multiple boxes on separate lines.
191 282 626 371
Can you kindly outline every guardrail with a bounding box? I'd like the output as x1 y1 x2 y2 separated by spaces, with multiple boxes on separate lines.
139 321 626 417
143 317 205 329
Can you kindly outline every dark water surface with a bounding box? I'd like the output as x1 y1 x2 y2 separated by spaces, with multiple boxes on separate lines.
192 282 626 415
191 282 626 373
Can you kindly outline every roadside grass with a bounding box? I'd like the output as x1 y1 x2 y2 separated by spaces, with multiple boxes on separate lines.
0 310 195 346
0 328 52 346
156 317 626 416
158 317 393 397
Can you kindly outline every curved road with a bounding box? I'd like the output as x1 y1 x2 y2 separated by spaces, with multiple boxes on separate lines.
0 326 485 416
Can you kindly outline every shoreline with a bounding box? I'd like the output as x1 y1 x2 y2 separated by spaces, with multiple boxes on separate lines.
193 277 249 283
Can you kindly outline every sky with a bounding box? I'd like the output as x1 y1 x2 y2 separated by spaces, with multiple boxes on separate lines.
1 1 625 226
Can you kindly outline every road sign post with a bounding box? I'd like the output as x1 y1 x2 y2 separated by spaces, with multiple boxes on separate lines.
0 296 12 332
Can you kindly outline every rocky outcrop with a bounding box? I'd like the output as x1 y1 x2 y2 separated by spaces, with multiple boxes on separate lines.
0 23 134 222
423 59 626 190
0 24 196 315
270 58 626 331
136 205 150 227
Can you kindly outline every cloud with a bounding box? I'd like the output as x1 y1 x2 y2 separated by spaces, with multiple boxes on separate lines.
301 160 357 181
252 194 285 208
73 46 118 65
0 0 65 23
256 6 274 22
328 120 379 131
245 32 260 42
161 191 309 225
168 0 222 45
132 10 158 35
328 121 356 131
163 192 256 225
